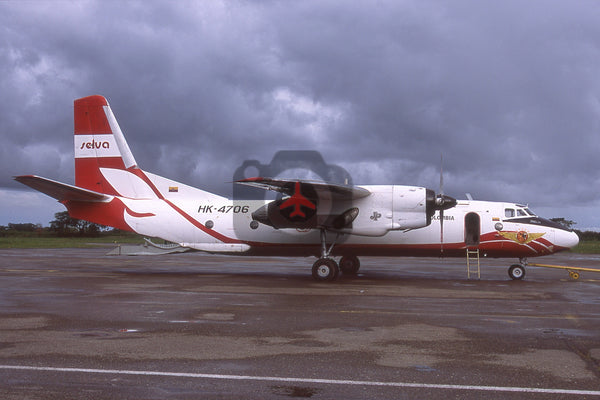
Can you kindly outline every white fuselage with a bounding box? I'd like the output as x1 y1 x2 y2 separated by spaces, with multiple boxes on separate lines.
112 175 578 259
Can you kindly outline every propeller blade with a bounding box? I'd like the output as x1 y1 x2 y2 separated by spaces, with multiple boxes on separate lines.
439 154 445 255
440 209 444 255
439 154 444 196
426 155 457 256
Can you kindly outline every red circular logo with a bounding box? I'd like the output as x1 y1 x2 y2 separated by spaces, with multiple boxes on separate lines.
516 231 529 243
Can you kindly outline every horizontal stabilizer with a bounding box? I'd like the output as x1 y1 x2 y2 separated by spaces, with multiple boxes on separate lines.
14 175 111 202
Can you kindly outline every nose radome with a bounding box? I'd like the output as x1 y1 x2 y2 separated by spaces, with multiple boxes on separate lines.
556 229 579 249
569 231 580 248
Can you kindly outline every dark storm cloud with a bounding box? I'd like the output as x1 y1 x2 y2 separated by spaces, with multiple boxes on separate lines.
1 0 599 226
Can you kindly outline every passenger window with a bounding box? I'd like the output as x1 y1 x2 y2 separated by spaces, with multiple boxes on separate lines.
505 208 515 218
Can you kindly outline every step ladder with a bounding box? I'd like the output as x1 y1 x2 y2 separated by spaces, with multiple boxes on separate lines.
466 248 480 279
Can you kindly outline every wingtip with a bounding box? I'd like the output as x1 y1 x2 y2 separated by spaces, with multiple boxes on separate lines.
13 174 37 182
235 177 265 183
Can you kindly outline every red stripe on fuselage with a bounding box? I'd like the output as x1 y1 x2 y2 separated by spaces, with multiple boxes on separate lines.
124 208 155 218
127 168 165 200
241 233 565 258
127 168 243 244
163 198 242 244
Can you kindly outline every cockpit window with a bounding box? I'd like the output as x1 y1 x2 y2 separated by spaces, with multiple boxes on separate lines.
505 207 537 219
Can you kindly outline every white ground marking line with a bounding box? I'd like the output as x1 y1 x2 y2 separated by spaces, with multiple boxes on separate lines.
1 365 599 396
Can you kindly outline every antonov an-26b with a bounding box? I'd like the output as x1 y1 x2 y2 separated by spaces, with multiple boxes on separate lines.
15 95 579 281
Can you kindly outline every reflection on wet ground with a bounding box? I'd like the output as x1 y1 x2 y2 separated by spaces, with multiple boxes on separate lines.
0 249 599 399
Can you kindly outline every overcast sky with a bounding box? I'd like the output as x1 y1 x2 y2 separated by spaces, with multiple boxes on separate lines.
1 0 599 229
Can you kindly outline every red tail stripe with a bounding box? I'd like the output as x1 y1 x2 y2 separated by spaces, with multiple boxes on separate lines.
75 158 125 195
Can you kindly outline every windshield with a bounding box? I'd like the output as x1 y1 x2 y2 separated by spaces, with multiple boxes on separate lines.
505 207 537 219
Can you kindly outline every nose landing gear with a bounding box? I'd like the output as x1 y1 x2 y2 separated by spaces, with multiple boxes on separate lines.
508 258 527 280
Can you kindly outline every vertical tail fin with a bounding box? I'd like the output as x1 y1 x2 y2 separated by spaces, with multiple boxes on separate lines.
74 95 137 195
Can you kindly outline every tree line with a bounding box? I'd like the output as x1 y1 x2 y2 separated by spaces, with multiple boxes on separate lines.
0 212 109 237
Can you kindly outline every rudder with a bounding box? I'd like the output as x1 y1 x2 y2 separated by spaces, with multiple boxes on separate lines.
74 95 137 195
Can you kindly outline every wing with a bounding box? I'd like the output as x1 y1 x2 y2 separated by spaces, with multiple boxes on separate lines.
235 177 371 200
14 175 111 202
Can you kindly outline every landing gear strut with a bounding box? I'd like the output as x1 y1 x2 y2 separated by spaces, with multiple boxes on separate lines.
311 229 340 282
311 230 362 281
508 258 527 280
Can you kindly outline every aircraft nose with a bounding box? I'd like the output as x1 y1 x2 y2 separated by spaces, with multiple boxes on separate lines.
556 229 579 250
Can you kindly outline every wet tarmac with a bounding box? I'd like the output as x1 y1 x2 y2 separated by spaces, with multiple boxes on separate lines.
1 248 599 399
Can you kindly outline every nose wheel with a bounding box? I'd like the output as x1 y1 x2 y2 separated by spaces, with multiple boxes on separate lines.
508 258 527 280
508 264 525 280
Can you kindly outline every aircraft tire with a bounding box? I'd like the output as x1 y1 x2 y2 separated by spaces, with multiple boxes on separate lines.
312 258 339 282
508 264 525 280
339 255 360 275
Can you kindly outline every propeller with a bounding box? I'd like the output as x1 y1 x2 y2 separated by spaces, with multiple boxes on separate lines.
435 155 457 255
439 156 444 253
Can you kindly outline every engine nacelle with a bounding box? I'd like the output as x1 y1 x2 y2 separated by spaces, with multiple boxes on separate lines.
392 185 433 230
335 185 434 237
251 199 319 229
252 197 360 230
251 184 453 237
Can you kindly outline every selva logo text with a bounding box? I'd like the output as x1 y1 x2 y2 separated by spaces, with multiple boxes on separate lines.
80 140 110 150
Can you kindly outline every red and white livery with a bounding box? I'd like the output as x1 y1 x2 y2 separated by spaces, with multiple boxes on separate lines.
16 95 579 281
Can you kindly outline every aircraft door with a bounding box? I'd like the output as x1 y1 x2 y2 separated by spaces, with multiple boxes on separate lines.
464 212 480 246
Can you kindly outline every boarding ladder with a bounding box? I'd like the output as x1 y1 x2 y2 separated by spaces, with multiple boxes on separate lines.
466 248 480 279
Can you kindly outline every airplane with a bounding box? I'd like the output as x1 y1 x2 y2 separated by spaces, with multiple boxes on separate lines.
15 95 579 282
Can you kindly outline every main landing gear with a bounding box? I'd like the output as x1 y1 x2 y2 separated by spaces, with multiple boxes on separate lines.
312 258 339 281
311 230 361 282
508 258 527 280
